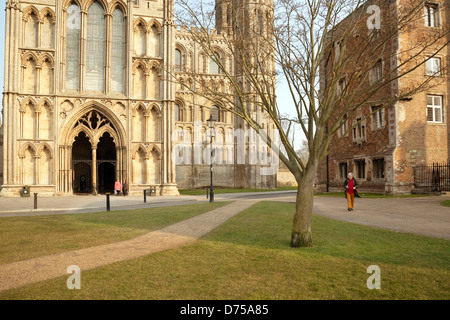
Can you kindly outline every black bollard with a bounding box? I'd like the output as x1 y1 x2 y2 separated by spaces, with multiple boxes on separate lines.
144 189 147 203
34 193 38 209
106 193 111 211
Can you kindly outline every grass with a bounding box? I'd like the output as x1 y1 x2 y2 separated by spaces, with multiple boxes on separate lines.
0 201 448 300
441 200 450 207
179 186 298 196
0 201 229 264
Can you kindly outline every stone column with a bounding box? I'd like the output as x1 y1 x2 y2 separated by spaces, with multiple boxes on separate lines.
1 1 22 192
121 147 127 183
144 113 149 141
144 71 150 100
105 12 112 95
35 155 41 185
145 156 151 185
159 1 179 195
116 147 121 181
92 146 97 195
79 9 87 92
68 146 73 194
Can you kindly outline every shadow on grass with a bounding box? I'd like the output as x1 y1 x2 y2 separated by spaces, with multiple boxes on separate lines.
203 201 450 270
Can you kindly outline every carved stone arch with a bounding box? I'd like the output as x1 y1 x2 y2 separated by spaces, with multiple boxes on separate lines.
20 96 38 111
21 51 39 66
175 97 186 109
175 42 187 53
148 19 162 33
147 60 162 74
62 0 82 10
82 0 108 13
133 17 148 30
94 125 120 147
210 45 225 58
60 101 126 147
68 125 96 147
36 142 54 158
148 103 162 116
40 7 56 22
22 5 40 20
132 59 148 73
108 0 128 16
132 101 147 116
148 144 162 159
131 144 147 160
38 52 55 66
36 97 54 113
18 142 38 158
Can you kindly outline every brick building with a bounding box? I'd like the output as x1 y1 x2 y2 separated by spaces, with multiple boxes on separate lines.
317 0 449 194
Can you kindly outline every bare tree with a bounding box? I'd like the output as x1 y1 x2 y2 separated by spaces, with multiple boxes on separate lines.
174 0 449 247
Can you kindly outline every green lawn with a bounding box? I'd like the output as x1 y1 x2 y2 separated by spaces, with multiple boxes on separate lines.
441 200 450 207
0 202 228 264
1 201 448 300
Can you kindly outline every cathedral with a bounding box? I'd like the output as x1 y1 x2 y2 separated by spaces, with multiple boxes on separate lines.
0 0 277 197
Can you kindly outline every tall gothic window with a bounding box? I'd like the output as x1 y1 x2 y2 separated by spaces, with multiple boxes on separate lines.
210 55 221 74
85 2 106 92
175 49 182 72
211 106 220 122
111 8 125 93
66 3 80 90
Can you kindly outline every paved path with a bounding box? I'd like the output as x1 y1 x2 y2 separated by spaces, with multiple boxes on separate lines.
0 199 258 291
0 193 201 216
311 195 450 240
241 192 449 240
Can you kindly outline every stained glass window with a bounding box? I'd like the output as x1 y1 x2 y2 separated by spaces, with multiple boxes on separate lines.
66 3 80 90
111 9 125 93
85 2 105 92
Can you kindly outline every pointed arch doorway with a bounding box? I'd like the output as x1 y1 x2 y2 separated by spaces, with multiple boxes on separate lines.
61 108 126 195
72 131 117 194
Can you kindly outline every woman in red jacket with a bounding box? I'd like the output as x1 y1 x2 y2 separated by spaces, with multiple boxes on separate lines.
344 172 358 211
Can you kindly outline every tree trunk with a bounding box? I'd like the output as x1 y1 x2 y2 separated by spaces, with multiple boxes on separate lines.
290 163 317 248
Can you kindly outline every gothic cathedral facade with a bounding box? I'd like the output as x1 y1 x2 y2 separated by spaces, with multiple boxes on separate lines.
0 0 277 197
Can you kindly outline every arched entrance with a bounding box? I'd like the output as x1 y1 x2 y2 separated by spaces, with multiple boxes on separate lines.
72 132 92 193
97 132 117 193
59 107 126 195
72 130 117 194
